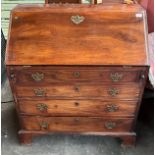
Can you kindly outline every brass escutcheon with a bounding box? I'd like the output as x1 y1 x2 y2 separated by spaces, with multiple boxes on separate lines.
108 88 119 96
34 88 46 96
31 72 44 82
105 104 119 112
71 15 85 25
36 103 48 112
110 73 123 82
105 122 116 129
74 85 80 92
73 71 80 78
39 121 49 130
74 102 80 106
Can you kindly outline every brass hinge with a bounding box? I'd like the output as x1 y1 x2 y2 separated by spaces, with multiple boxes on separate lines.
123 0 134 4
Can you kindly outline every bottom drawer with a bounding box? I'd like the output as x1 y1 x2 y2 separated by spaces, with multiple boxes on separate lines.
20 116 134 132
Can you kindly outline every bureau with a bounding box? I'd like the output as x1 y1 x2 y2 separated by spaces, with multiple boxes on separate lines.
6 3 149 146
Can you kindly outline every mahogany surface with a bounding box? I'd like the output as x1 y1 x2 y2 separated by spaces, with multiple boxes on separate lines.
6 4 148 65
6 4 149 146
20 116 134 132
18 99 137 116
11 66 147 84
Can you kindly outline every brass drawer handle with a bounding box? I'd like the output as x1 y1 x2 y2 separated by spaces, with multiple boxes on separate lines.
36 103 48 112
39 121 49 130
71 15 85 25
108 88 119 96
34 88 46 96
31 72 44 82
105 122 116 129
110 73 123 82
105 104 119 112
73 71 80 78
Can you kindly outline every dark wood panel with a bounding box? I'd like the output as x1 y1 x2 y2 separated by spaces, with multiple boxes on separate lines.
20 116 134 132
9 66 146 85
18 99 137 116
6 4 148 65
15 83 141 99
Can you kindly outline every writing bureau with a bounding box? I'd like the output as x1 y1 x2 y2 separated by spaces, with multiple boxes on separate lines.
6 3 149 146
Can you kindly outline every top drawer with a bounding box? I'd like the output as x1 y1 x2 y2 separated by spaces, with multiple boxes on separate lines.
8 66 147 85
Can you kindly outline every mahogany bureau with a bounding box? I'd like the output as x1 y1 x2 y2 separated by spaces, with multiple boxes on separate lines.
6 3 149 146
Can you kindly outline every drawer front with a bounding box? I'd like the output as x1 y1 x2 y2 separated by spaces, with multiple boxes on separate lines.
15 84 140 99
19 99 137 116
9 66 146 85
47 0 80 3
20 116 134 132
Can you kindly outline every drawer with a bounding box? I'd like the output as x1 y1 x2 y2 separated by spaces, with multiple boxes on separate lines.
47 0 80 3
18 99 137 117
9 66 147 85
20 116 134 132
15 83 140 99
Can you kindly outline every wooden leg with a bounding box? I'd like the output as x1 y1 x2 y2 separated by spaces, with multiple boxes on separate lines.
18 131 33 145
120 135 136 147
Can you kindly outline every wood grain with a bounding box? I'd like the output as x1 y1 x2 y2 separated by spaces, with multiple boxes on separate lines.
46 0 80 3
9 66 146 85
6 4 148 65
20 116 134 132
15 83 141 99
18 99 137 116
